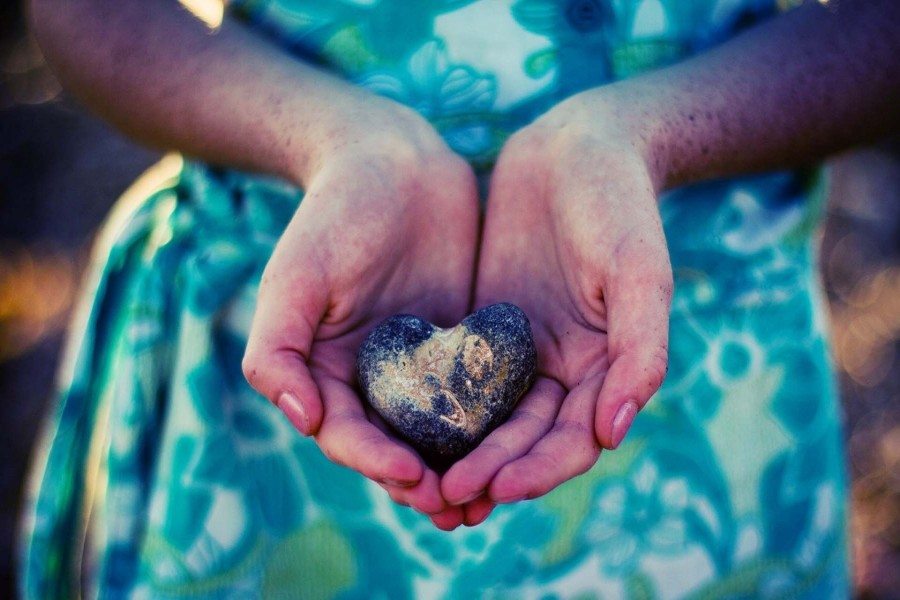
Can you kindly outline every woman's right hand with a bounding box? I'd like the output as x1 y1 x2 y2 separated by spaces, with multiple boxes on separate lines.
242 93 481 525
30 0 482 524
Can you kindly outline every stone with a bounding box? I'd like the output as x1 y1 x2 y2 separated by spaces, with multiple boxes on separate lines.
356 303 537 470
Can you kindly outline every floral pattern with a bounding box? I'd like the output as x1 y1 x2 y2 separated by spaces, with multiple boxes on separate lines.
356 38 499 156
20 1 849 599
587 459 695 574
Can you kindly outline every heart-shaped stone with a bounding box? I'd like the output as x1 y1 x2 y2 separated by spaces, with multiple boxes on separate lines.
357 303 537 469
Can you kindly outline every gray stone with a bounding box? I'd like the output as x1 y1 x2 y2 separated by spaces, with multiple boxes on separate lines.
357 303 537 470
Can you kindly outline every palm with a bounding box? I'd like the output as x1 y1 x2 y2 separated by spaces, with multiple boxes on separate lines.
477 186 612 394
441 124 672 509
246 147 480 516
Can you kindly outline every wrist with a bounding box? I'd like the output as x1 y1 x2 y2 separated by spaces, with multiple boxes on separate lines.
566 85 674 193
275 85 451 189
519 85 671 196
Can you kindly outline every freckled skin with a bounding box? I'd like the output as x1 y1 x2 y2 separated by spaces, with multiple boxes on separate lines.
358 303 536 471
614 1 900 190
34 0 900 522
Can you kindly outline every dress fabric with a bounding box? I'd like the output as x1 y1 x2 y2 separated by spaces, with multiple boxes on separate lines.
20 0 851 598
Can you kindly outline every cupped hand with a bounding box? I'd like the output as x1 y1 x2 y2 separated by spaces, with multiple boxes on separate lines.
242 95 479 522
441 89 673 512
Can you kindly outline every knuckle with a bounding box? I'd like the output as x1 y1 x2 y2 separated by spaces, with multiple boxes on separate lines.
505 406 548 432
549 421 602 473
555 418 598 443
476 438 514 461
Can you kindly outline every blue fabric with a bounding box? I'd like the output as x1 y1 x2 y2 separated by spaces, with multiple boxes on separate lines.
20 1 850 598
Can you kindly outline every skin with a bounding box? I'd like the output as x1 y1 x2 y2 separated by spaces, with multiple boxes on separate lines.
29 0 478 520
30 0 900 531
440 0 900 525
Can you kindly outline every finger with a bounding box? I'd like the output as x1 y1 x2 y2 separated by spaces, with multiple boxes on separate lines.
243 257 329 435
462 495 496 527
430 506 466 531
314 375 424 486
489 373 603 503
365 397 455 515
243 345 324 436
594 239 673 449
441 377 564 505
380 469 447 515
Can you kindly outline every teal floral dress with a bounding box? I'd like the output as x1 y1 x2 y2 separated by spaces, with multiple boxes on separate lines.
20 1 851 598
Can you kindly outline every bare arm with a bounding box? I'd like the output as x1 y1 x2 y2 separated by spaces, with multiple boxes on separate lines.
27 0 431 186
557 0 900 191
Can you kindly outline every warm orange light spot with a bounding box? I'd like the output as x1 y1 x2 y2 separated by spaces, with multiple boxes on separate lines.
0 243 80 360
832 266 900 387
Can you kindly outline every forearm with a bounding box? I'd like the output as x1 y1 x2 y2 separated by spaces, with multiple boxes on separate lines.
580 0 900 191
28 0 408 185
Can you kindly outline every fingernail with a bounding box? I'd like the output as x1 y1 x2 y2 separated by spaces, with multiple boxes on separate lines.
379 478 417 488
277 392 309 435
611 401 639 450
450 490 483 506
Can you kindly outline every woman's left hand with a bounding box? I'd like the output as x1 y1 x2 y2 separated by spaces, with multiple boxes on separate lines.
439 89 673 514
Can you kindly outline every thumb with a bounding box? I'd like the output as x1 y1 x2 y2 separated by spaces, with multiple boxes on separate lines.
594 240 672 449
243 344 324 436
242 270 327 436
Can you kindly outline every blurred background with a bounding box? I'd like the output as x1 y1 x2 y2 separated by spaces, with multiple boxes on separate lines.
1 1 898 598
